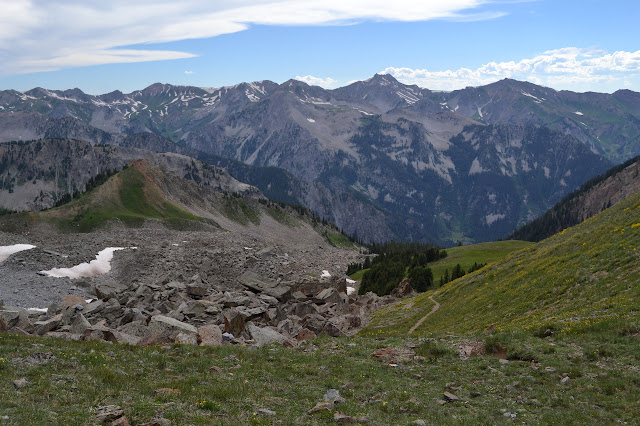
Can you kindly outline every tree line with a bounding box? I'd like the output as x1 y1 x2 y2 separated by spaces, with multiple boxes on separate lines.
351 242 447 296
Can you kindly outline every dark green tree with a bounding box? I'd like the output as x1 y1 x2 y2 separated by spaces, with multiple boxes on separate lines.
408 266 434 292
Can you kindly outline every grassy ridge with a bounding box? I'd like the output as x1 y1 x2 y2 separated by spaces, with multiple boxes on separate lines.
365 192 640 336
0 162 207 233
51 164 202 232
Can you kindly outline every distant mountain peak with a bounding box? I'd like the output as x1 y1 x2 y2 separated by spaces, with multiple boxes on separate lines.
367 73 400 86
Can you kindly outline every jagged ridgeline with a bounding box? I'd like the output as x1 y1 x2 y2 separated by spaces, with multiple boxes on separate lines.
1 75 628 244
510 154 640 242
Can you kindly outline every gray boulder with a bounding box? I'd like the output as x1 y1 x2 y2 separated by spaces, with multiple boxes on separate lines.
197 324 223 346
148 315 197 335
246 324 288 346
35 314 62 335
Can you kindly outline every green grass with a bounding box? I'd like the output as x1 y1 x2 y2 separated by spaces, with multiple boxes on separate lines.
365 192 640 337
61 166 203 232
0 164 208 233
264 205 300 227
349 268 368 282
222 197 261 226
2 330 639 424
325 231 356 249
429 240 532 283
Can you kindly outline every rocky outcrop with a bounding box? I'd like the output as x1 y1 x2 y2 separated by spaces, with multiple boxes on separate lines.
0 268 400 347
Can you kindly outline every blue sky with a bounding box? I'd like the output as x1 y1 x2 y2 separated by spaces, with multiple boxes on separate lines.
1 0 639 94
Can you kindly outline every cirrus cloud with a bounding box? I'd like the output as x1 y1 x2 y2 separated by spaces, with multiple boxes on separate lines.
0 0 497 75
383 48 640 92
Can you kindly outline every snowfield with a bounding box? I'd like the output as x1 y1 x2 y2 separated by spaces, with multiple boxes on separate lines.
0 244 36 263
40 247 133 279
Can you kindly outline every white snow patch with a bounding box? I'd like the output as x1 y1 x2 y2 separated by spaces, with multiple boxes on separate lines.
367 184 379 200
521 91 543 103
346 278 356 284
543 166 551 178
396 90 419 104
306 118 316 123
245 89 261 102
469 158 485 175
485 213 505 225
347 286 356 296
321 270 331 278
477 106 483 118
172 243 179 246
40 247 129 279
27 307 48 313
0 244 36 262
574 111 583 116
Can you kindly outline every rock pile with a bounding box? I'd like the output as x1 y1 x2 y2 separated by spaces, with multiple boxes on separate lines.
0 272 403 347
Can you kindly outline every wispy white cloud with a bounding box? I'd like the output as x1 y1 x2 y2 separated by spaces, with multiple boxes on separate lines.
184 70 195 75
294 75 338 88
0 0 496 74
383 48 640 92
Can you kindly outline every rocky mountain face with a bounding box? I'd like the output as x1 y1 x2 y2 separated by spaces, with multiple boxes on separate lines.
1 75 630 243
510 154 640 241
0 139 258 212
431 79 640 162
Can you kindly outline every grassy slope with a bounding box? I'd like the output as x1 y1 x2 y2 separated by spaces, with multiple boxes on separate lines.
428 240 532 283
49 164 201 232
365 192 640 336
348 240 531 284
2 331 640 424
0 162 205 233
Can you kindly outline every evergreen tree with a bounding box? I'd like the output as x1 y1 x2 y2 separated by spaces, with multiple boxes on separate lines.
451 264 466 280
408 266 433 292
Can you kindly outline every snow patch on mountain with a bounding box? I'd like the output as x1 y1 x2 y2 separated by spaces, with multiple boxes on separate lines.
485 213 505 225
40 247 134 279
0 244 36 263
396 91 419 104
521 91 544 103
468 158 486 175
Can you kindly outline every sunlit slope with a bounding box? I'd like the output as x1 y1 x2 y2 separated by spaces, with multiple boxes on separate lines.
365 192 640 336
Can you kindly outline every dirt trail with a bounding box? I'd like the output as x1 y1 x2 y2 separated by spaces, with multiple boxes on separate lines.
408 294 440 335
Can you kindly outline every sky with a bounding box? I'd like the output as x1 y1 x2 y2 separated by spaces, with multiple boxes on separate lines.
1 0 639 95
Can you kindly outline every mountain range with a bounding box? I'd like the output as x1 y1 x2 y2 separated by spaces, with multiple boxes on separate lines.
3 74 638 244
